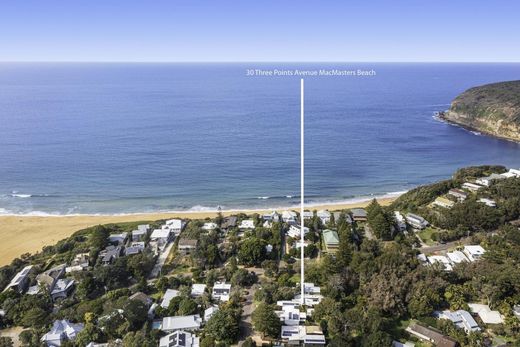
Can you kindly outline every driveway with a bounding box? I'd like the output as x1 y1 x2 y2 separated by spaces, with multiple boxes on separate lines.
149 241 174 278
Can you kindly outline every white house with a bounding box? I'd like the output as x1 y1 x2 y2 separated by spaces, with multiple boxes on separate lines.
394 211 407 232
212 282 231 302
446 251 469 264
287 225 309 239
50 278 75 301
132 224 149 241
317 210 331 224
108 232 128 245
161 315 202 333
238 219 255 230
150 229 172 244
202 222 217 231
191 284 207 297
66 253 89 273
262 211 280 222
478 198 497 207
501 168 520 178
463 245 486 262
3 265 34 293
161 289 180 308
462 182 484 192
302 211 314 220
468 303 504 324
41 320 84 347
433 197 455 209
277 305 306 326
428 255 453 271
204 305 219 321
304 283 321 295
406 213 429 230
165 219 185 235
476 173 505 187
448 189 468 202
159 330 200 347
436 310 480 334
282 210 297 224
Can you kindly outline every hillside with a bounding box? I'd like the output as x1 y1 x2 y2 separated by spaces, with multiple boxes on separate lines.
440 80 520 142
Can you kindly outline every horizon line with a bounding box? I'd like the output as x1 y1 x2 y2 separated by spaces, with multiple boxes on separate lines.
1 60 520 64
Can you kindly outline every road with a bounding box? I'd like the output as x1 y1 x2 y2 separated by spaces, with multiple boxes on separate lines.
237 267 264 346
149 241 174 278
420 237 471 254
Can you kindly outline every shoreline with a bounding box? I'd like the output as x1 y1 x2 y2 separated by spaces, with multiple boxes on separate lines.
0 196 398 266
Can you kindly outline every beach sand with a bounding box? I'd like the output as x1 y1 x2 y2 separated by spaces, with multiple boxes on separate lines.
0 197 396 266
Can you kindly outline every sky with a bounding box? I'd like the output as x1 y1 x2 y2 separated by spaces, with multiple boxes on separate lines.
1 0 520 62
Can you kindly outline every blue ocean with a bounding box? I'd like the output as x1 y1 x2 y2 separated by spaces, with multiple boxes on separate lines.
1 63 520 215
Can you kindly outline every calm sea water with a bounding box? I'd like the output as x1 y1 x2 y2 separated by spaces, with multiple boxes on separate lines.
1 63 520 215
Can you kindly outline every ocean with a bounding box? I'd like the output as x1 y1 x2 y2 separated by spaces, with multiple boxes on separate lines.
1 63 520 215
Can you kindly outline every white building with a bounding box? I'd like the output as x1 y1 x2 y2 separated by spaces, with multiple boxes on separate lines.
202 222 217 231
282 210 298 224
190 284 206 297
304 283 321 295
204 305 219 322
159 330 200 347
50 278 75 301
212 282 231 302
428 255 453 271
437 310 480 334
3 265 34 293
462 182 484 192
406 213 429 230
394 211 407 232
501 168 520 178
132 224 149 241
150 229 172 244
448 188 468 202
161 315 202 333
161 289 180 308
433 197 455 209
476 173 505 187
165 219 185 235
463 245 486 262
317 210 331 224
66 253 89 273
108 232 128 245
478 198 497 207
468 303 504 324
302 211 314 220
280 325 325 346
287 225 309 239
446 251 469 264
277 305 306 326
41 320 84 347
238 219 255 230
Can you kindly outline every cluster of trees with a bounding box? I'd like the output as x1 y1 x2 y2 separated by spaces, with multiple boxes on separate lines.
366 199 395 240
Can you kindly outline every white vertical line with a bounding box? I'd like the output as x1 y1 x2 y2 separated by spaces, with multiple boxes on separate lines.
300 78 305 306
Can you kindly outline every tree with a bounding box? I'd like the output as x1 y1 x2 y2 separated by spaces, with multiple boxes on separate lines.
122 331 155 347
74 322 104 347
366 200 393 240
252 303 281 338
237 238 267 266
0 337 13 347
204 308 240 343
231 268 256 287
177 297 198 316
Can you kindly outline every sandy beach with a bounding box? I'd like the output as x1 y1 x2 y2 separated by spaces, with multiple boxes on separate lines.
0 197 396 266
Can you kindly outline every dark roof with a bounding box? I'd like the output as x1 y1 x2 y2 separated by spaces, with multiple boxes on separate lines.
222 216 238 228
178 239 198 247
408 323 458 347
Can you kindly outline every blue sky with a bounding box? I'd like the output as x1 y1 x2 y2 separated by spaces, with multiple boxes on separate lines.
1 0 519 62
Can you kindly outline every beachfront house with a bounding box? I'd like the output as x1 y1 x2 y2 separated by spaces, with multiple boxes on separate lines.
41 320 84 347
131 224 150 241
161 315 202 333
501 168 520 178
405 213 428 230
165 219 185 235
35 264 66 293
50 278 75 301
394 211 407 232
436 310 480 333
322 229 340 254
108 232 128 245
462 182 484 192
150 228 172 246
212 282 231 302
446 251 469 264
178 238 198 255
287 225 309 239
65 253 89 273
433 197 455 209
190 283 207 297
159 330 200 347
262 211 280 222
406 323 457 347
476 173 506 187
99 245 122 265
238 219 255 230
161 289 180 308
350 208 367 222
124 242 145 256
478 198 497 207
317 210 331 224
463 245 486 262
302 211 314 220
448 188 468 201
202 222 217 231
3 265 34 293
221 216 238 231
282 210 298 224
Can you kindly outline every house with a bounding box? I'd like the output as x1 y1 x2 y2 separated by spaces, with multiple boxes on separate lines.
282 210 298 224
405 213 428 230
191 284 207 297
478 198 497 207
99 245 122 265
159 330 200 347
108 232 128 245
165 219 185 235
178 239 198 255
161 289 180 308
294 293 323 307
317 210 331 224
263 220 272 228
446 251 469 264
302 211 314 220
202 222 217 231
394 211 407 232
427 255 453 271
433 197 455 209
476 173 505 187
3 265 34 293
238 219 255 230
406 323 457 347
462 182 484 192
204 305 219 321
50 278 75 301
66 253 89 273
417 253 428 264
276 304 306 325
150 228 172 246
468 303 504 324
392 342 415 347
350 208 367 222
125 242 145 256
263 211 280 222
287 225 309 238
36 264 66 292
322 229 340 254
265 244 273 254
221 216 238 230
513 305 520 319
280 325 325 346
303 326 327 346
463 245 485 262
448 188 468 202
41 320 84 347
212 282 231 302
129 292 153 307
131 224 149 241
304 283 321 295
161 315 202 333
501 168 520 178
437 310 480 333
